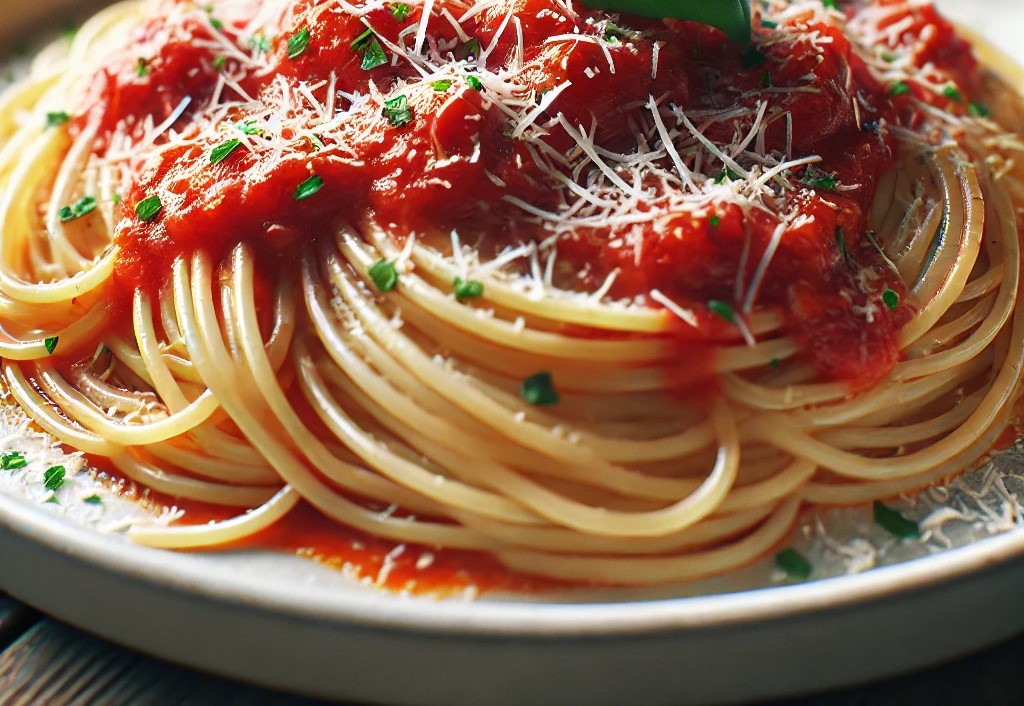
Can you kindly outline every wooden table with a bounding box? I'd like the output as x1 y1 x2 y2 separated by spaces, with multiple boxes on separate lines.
1 592 1022 705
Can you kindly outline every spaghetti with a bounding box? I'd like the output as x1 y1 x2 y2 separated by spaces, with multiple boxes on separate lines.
0 0 1022 586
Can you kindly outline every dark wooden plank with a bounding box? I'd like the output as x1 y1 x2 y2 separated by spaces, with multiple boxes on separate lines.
0 597 38 652
0 620 326 706
0 608 1020 705
768 632 1024 706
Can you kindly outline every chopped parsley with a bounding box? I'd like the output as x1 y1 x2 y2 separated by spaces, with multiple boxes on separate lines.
82 494 103 505
1 451 27 470
210 138 242 164
352 29 388 70
390 2 411 20
822 0 839 8
209 16 224 31
835 227 852 266
368 259 399 292
882 288 899 311
873 501 919 539
212 55 227 70
58 196 97 223
709 214 720 227
453 277 484 301
249 34 272 53
136 57 149 77
287 27 310 59
431 79 452 92
44 336 59 355
466 75 483 91
456 38 481 61
775 548 812 580
761 70 772 88
521 372 560 406
603 22 634 43
43 465 66 491
799 165 839 190
942 85 963 102
46 111 71 128
235 119 264 135
294 174 324 201
761 19 778 29
888 81 911 96
707 300 735 324
383 94 414 127
968 102 991 118
135 194 163 222
713 167 740 184
769 357 781 369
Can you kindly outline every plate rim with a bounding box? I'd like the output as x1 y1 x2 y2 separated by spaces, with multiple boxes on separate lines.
3 488 1024 638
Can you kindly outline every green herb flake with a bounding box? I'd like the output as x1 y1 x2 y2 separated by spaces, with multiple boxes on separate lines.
43 494 60 505
135 194 163 222
707 299 735 323
466 74 483 91
775 548 812 580
136 57 149 77
43 465 66 491
294 174 324 201
713 166 740 184
453 277 484 301
822 0 838 9
213 55 227 70
0 451 27 470
287 27 310 59
603 22 633 42
353 31 388 71
761 19 778 29
761 70 772 88
942 85 963 102
888 81 911 97
390 2 411 20
44 336 58 355
873 501 919 539
431 79 452 92
235 120 264 135
209 16 224 31
835 227 852 266
368 259 399 292
521 372 560 406
709 214 720 227
46 111 71 128
210 138 242 164
58 196 97 223
383 94 414 127
800 165 839 190
456 38 481 61
249 34 272 53
82 494 103 505
882 288 899 311
769 357 781 369
968 102 991 118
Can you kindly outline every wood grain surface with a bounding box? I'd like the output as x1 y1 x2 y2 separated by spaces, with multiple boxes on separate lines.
0 591 1021 705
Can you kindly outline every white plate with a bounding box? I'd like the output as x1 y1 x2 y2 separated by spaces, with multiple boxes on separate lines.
2 1 1024 704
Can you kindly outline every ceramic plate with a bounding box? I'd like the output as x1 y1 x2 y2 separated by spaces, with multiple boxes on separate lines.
2 1 1024 704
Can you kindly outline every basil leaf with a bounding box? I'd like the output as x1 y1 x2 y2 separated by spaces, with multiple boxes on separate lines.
579 0 752 45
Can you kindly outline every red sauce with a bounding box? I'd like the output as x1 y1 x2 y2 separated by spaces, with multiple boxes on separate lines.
62 1 986 590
